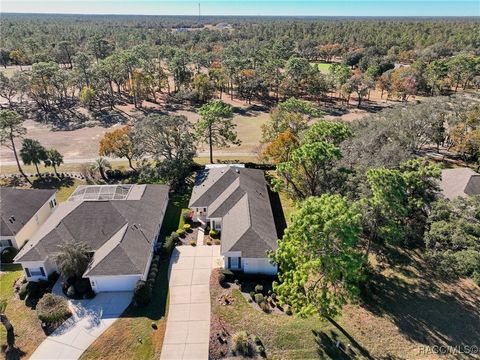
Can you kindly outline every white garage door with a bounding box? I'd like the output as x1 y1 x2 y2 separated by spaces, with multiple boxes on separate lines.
90 275 141 292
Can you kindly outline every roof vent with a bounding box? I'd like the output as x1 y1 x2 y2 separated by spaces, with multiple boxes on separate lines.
235 169 240 173
8 216 15 223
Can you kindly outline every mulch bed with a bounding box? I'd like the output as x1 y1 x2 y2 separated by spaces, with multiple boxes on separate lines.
209 269 234 360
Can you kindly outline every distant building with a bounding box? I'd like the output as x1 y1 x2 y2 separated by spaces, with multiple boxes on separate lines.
440 168 480 200
0 188 57 250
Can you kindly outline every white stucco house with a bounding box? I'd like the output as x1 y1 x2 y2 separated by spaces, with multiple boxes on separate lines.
189 165 281 275
14 184 169 293
1 188 57 251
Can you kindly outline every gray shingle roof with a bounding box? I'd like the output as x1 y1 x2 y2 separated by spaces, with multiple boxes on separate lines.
441 168 480 200
15 185 169 277
0 188 56 236
190 167 278 258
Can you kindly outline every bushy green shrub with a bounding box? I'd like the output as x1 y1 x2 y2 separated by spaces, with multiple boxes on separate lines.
254 294 264 304
255 285 263 293
249 291 255 299
209 229 219 238
18 283 28 299
183 224 191 231
170 232 180 242
214 239 221 245
189 240 196 246
134 280 152 306
256 345 266 357
176 229 185 237
205 239 212 245
0 247 18 263
161 235 175 255
66 285 76 298
259 301 270 313
231 331 251 356
182 210 192 224
37 294 71 324
218 273 226 286
149 269 158 279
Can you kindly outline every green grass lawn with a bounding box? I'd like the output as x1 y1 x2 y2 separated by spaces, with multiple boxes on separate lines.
81 192 190 360
0 264 47 357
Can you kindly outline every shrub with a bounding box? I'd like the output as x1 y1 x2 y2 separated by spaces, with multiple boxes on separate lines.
285 306 293 316
231 331 251 356
147 278 156 287
182 210 192 224
134 280 152 306
170 232 180 242
218 273 226 286
149 269 158 279
162 236 175 255
234 279 240 285
0 247 18 263
37 294 71 324
183 224 191 231
249 291 255 299
255 285 263 293
176 229 185 237
256 345 266 357
209 229 219 238
150 264 158 273
254 294 264 304
259 301 270 313
66 285 76 298
205 239 212 245
74 278 90 294
254 335 262 345
214 239 221 245
247 298 253 303
18 283 28 299
189 240 197 246
267 290 272 296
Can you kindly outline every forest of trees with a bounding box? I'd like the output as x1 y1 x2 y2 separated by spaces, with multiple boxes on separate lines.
0 15 479 124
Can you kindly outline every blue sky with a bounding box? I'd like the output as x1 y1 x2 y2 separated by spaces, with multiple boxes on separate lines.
1 0 479 17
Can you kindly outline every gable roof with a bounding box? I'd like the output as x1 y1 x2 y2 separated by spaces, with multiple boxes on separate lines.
190 167 278 258
15 185 169 277
0 188 56 237
441 168 480 200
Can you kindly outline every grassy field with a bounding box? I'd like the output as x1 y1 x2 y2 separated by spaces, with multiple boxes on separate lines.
210 249 480 360
0 264 47 359
81 193 189 360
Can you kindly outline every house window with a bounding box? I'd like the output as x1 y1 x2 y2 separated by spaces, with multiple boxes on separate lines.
0 239 13 247
28 267 45 277
25 268 31 277
228 257 241 269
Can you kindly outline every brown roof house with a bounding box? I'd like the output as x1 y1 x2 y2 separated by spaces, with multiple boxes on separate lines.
1 188 57 250
189 165 280 275
15 184 169 293
440 168 480 200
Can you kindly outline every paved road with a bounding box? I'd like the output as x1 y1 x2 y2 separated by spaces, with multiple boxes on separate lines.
160 245 223 360
30 292 132 360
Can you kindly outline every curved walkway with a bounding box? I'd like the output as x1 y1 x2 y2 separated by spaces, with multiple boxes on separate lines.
30 292 132 360
160 245 223 360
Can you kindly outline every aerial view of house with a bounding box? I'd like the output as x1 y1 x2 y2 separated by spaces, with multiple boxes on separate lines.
14 184 169 292
0 188 57 250
189 165 279 275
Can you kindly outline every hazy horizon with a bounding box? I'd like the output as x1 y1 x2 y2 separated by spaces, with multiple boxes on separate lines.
1 1 479 17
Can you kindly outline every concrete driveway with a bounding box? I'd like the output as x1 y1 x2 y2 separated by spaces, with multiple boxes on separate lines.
30 292 132 360
160 245 223 360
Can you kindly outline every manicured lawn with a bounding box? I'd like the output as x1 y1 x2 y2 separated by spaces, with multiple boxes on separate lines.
81 193 190 360
0 264 47 358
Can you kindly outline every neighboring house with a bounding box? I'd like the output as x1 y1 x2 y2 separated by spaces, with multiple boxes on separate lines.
0 188 57 250
189 165 280 275
15 184 169 293
440 167 480 200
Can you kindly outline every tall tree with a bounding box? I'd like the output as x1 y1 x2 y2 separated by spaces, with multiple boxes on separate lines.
99 126 137 171
132 114 196 186
0 110 31 184
272 194 365 319
20 138 47 178
44 148 64 178
91 157 111 182
55 241 92 280
196 100 239 163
